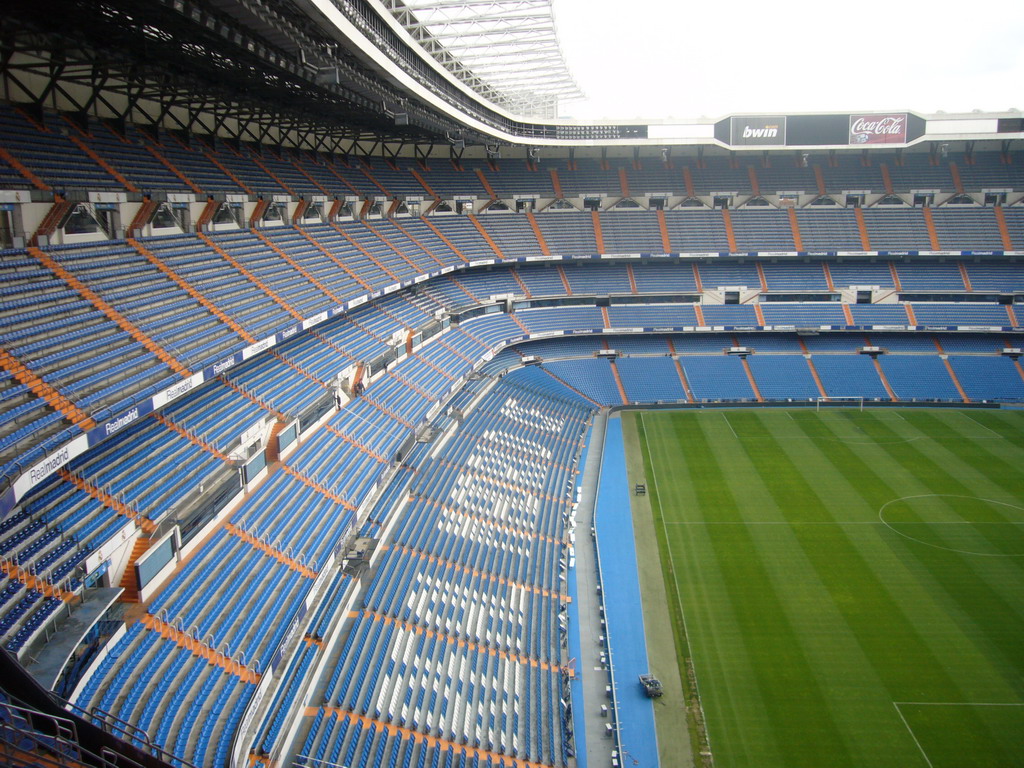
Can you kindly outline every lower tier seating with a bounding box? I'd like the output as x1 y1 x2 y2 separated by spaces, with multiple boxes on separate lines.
297 378 590 768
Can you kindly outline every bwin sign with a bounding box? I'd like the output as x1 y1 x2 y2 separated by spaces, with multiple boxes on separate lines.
730 115 787 146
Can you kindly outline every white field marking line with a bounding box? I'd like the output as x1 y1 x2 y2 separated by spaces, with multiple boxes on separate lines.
785 414 852 421
721 412 738 439
669 521 887 525
894 701 1024 706
878 494 1024 558
712 432 1002 445
892 702 934 768
641 411 713 765
960 411 1004 438
665 520 1024 525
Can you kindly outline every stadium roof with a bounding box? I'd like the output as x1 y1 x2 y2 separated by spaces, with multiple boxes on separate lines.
3 0 1022 153
382 0 583 119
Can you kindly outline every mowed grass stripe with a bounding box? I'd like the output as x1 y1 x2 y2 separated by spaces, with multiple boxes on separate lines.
897 410 1024 503
724 411 988 761
670 412 787 524
639 409 1024 768
884 410 1024 558
791 410 1024 707
714 411 929 766
898 703 1024 768
957 408 1024 450
639 413 787 767
835 411 1024 689
658 413 856 767
844 409 1024 560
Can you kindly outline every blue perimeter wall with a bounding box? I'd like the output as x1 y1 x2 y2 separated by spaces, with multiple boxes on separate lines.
595 417 659 767
567 424 591 768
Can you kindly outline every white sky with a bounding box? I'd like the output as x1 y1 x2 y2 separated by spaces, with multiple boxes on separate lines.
552 0 1024 121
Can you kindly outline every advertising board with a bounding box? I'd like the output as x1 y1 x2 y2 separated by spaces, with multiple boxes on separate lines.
849 113 908 144
730 116 787 146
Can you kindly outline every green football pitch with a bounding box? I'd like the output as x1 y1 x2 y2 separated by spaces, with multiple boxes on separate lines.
628 407 1024 768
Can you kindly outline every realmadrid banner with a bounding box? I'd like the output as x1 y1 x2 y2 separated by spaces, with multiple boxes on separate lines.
849 113 908 144
730 116 786 146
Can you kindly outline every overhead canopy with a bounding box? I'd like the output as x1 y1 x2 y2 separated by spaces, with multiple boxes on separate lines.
383 0 584 119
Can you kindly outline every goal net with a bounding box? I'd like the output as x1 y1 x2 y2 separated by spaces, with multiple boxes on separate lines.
816 396 864 411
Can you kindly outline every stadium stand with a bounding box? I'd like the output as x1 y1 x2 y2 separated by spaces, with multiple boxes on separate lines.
2 82 1024 768
746 355 821 400
679 356 757 402
811 355 891 400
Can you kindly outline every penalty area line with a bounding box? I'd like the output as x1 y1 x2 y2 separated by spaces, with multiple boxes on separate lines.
959 411 1004 438
892 702 934 768
890 700 1024 768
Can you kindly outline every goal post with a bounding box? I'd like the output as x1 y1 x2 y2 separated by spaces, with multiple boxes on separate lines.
816 396 864 411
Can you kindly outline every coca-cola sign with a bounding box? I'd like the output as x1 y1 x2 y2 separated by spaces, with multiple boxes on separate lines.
849 114 908 145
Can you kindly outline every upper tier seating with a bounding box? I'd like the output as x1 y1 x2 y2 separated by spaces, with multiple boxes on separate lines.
954 152 1024 191
663 210 731 252
817 155 885 193
795 209 864 251
730 209 795 252
860 209 930 251
482 159 557 198
4 105 1022 200
598 211 664 253
557 158 620 198
414 160 489 199
886 154 955 193
931 208 1006 251
0 106 122 191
